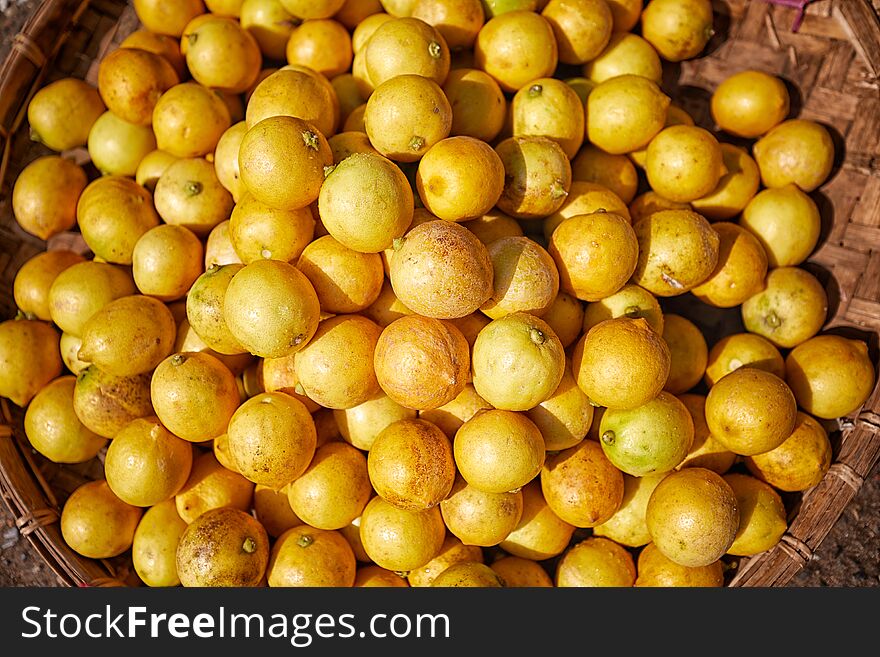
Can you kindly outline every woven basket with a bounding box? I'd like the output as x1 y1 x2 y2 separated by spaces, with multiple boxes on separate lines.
1 0 879 587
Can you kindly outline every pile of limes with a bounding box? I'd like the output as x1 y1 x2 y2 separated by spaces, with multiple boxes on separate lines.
0 0 875 588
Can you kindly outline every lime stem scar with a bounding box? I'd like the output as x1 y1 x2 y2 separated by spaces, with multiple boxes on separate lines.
529 327 546 345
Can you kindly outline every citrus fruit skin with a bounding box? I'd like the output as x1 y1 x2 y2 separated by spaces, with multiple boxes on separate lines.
223 259 321 359
482 236 559 319
555 537 636 587
740 266 828 349
267 525 357 588
472 312 565 411
572 317 671 411
27 78 106 152
364 75 453 162
97 47 179 126
635 542 723 587
739 184 820 268
254 483 303 538
390 220 494 319
475 11 558 93
582 284 664 335
87 110 157 177
154 157 233 237
443 68 507 142
176 507 270 587
662 314 708 395
132 500 187 587
238 115 333 211
525 363 594 451
411 0 485 50
175 452 255 525
241 0 297 62
587 75 670 155
704 368 797 457
318 152 414 253
549 211 637 303
280 0 346 20
134 0 205 37
12 156 87 241
186 263 248 356
416 136 506 222
489 556 553 588
784 335 876 420
368 418 455 511
297 236 384 314
288 442 371 530
227 391 317 489
293 314 383 410
692 144 761 221
599 391 694 476
152 82 232 158
500 480 575 561
453 409 545 494
24 376 107 464
691 222 768 309
104 416 193 507
640 0 714 62
645 467 739 568
646 125 725 203
78 295 176 378
407 535 484 588
432 562 505 587
723 473 787 557
676 393 737 475
753 119 835 192
119 28 186 79
541 439 624 528
441 475 523 547
542 291 585 349
364 17 451 88
571 145 640 204
745 412 832 492
593 473 667 548
359 496 446 572
356 566 410 588
495 136 572 219
132 224 204 301
512 77 585 158
61 480 142 560
150 352 241 443
185 17 262 94
584 32 662 84
542 0 612 66
374 315 470 411
0 319 63 408
286 19 353 80
13 250 85 322
632 209 720 297
711 70 790 139
73 365 153 439
629 190 692 224
703 333 785 388
77 175 161 265
336 392 417 451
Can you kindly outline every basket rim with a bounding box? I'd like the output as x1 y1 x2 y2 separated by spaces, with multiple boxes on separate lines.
1 0 880 588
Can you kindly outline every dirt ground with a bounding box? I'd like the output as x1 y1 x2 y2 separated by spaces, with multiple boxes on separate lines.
0 1 877 587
